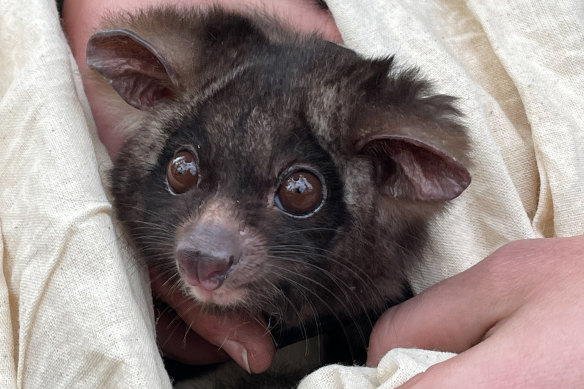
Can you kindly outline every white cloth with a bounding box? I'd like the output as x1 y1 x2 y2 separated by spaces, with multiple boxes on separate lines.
0 0 582 388
300 0 584 387
299 349 455 389
0 0 170 387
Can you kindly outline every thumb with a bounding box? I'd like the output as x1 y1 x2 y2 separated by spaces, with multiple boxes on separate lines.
367 253 517 366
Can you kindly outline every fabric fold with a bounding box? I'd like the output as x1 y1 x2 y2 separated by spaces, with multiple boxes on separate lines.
0 0 582 388
0 0 171 387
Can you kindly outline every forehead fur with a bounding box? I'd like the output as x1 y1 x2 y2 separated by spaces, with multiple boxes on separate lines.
113 31 442 227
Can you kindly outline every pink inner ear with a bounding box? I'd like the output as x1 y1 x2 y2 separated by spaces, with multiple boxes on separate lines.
110 74 174 109
86 29 179 110
357 135 471 202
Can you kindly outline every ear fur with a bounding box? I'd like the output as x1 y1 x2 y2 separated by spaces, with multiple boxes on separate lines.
86 7 281 112
353 67 471 202
356 133 470 201
86 29 179 110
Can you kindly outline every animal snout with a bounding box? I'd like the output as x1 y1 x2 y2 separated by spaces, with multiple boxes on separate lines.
176 223 242 291
177 250 240 290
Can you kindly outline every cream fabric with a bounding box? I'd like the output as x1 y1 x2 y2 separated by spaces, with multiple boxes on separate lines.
299 0 584 387
0 0 171 387
0 0 582 388
299 349 456 389
327 0 584 290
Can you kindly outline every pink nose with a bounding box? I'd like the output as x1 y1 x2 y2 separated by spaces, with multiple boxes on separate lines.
176 220 243 291
177 251 239 291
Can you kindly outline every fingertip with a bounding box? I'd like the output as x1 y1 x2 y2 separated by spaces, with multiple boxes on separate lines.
248 335 276 373
367 304 405 366
203 313 275 373
219 339 275 374
156 308 229 365
221 340 252 373
222 328 275 373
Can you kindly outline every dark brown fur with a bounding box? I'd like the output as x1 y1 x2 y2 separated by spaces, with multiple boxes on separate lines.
87 6 470 387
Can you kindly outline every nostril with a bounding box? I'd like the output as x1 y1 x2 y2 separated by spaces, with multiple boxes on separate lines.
197 258 233 291
176 250 239 291
177 250 202 287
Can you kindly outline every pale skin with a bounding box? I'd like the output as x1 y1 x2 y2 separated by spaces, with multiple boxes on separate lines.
368 237 584 388
63 0 584 386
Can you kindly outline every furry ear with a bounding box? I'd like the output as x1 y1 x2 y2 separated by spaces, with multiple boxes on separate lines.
349 62 471 202
356 131 470 202
86 29 179 110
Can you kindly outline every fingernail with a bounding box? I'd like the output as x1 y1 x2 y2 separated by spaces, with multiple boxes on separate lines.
221 340 251 374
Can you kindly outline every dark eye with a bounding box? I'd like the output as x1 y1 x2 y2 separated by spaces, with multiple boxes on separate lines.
275 169 325 217
166 150 199 194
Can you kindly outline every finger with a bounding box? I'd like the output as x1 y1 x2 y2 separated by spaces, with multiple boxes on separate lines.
396 315 552 389
398 340 507 389
367 249 526 366
151 272 275 373
156 306 229 365
399 253 584 388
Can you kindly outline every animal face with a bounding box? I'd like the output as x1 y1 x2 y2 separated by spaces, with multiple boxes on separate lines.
90 6 470 328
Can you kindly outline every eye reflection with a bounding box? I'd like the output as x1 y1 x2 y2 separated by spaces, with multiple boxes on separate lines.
275 170 325 217
166 150 198 194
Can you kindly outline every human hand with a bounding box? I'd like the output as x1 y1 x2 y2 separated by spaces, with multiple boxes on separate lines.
368 236 584 388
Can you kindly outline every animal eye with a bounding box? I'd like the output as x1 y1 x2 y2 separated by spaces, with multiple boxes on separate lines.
166 150 199 194
275 170 325 217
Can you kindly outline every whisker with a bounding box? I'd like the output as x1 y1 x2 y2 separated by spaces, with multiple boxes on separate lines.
262 262 369 354
268 245 385 309
266 252 371 320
